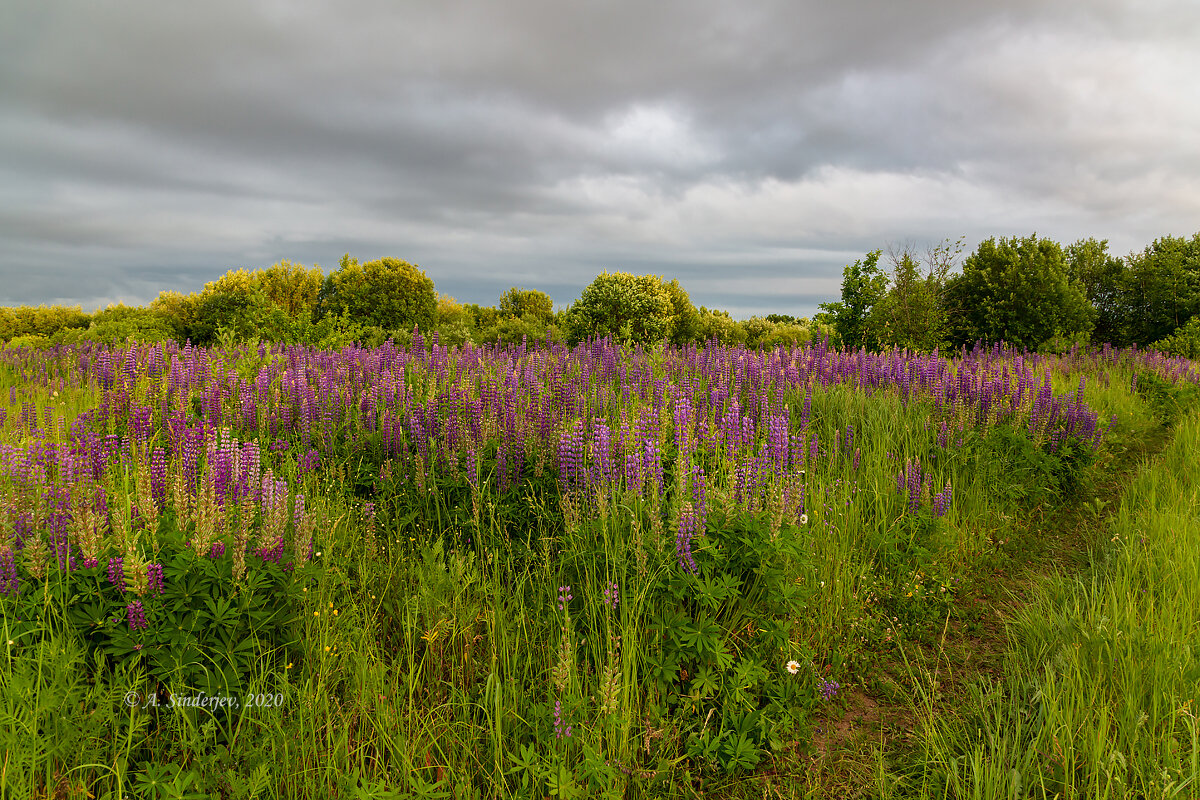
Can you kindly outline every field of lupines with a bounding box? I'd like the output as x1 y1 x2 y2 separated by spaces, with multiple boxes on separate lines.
1 335 1197 799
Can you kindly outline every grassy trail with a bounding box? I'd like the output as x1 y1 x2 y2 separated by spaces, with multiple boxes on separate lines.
793 402 1187 798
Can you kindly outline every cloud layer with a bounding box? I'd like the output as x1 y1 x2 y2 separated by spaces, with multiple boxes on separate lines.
2 0 1198 316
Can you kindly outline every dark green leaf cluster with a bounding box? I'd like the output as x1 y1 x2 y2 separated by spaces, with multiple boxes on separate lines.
3 513 320 700
944 234 1094 351
643 510 818 774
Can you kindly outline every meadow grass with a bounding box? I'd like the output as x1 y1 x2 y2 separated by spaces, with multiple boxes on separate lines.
0 339 1195 798
879 396 1200 799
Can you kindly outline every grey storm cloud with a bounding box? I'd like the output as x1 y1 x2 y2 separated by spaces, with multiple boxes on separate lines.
1 0 1198 315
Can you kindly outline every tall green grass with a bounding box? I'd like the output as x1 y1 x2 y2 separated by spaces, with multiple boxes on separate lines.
0 343 1187 798
883 407 1200 799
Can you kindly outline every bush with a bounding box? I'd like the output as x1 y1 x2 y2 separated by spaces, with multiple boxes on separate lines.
695 308 747 345
318 255 436 334
498 288 554 325
0 305 91 343
563 272 676 345
945 234 1094 350
1151 317 1200 359
86 304 178 344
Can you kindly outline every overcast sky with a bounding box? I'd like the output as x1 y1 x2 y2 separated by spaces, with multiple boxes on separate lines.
2 0 1198 318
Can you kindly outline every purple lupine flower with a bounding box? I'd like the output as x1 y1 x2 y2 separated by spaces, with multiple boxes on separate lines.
297 448 320 477
107 557 125 591
553 699 573 739
602 581 619 610
208 542 226 559
146 563 164 595
676 502 699 575
126 600 148 632
149 448 167 506
0 549 18 597
933 481 953 517
257 536 286 564
819 678 840 701
905 459 923 513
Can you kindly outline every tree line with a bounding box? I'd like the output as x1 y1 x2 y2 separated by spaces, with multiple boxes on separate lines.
3 231 1198 356
818 232 1200 356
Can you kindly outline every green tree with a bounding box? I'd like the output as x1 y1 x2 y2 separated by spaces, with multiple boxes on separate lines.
695 307 747 345
318 255 437 334
870 241 959 352
944 234 1094 350
498 288 554 324
188 269 289 345
84 304 177 344
1120 233 1200 346
0 305 91 342
256 260 324 319
434 295 474 346
663 279 700 345
816 250 887 349
563 272 676 345
1066 238 1127 346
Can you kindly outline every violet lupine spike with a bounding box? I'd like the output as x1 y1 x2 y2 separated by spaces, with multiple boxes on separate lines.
676 501 699 575
126 600 148 633
0 549 18 597
146 563 165 595
107 557 126 591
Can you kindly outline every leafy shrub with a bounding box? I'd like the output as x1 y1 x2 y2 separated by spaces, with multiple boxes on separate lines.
318 255 436 333
1151 316 1200 359
563 272 676 345
3 512 320 699
498 288 554 324
0 305 91 343
641 510 817 773
695 307 747 345
85 304 178 344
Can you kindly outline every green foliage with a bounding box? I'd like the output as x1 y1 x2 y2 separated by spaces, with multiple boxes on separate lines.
1120 232 1200 346
870 246 952 352
563 272 676 345
817 250 887 350
256 260 324 319
0 304 91 343
765 314 800 325
86 304 178 344
0 633 146 799
739 317 812 349
188 271 290 345
4 516 319 699
498 288 554 324
945 233 1094 350
694 307 747 345
1067 237 1127 347
1151 315 1200 359
1134 371 1200 428
318 255 437 334
663 279 700 346
644 511 817 774
474 288 563 345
